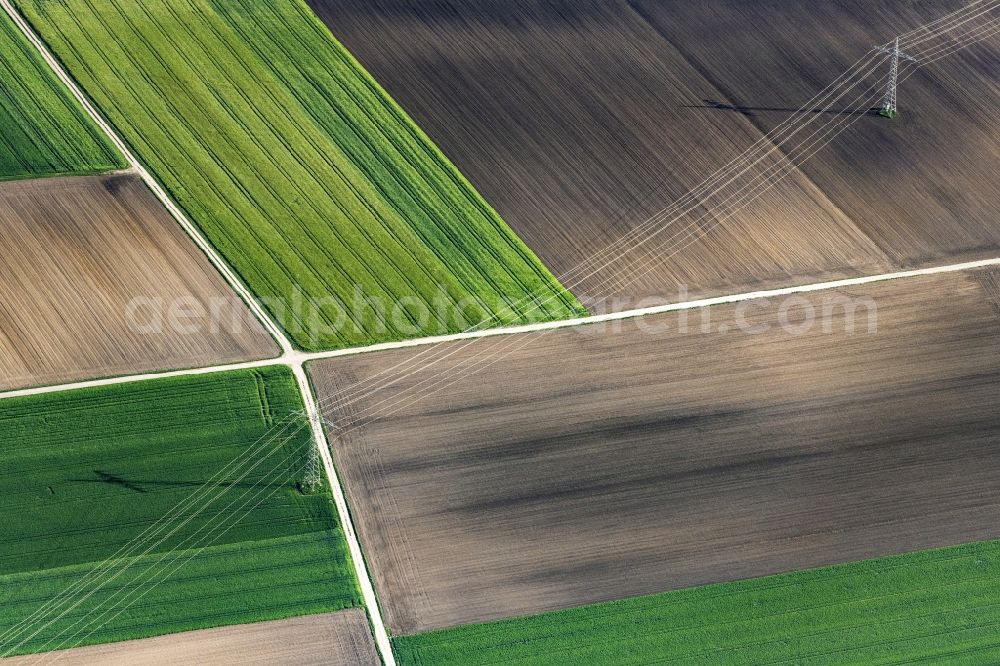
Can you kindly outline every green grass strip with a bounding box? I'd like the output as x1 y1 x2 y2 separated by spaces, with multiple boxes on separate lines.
14 0 584 350
393 539 1000 665
0 10 123 180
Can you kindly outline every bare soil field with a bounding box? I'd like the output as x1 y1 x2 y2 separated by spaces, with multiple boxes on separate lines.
0 174 277 390
636 0 1000 268
312 269 1000 634
309 0 895 307
1 609 379 666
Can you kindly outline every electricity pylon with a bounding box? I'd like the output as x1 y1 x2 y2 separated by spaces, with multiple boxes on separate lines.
876 37 919 118
302 442 323 493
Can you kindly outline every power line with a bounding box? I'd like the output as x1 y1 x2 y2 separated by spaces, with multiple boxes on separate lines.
876 37 919 117
6 1 1000 660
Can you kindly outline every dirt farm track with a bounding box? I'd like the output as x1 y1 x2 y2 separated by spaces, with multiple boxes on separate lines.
312 268 1000 634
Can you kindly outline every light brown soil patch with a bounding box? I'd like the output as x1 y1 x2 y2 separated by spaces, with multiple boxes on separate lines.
0 174 277 390
1 609 379 666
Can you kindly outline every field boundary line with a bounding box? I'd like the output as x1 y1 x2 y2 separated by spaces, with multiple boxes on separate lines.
303 256 1000 361
1 256 1000 403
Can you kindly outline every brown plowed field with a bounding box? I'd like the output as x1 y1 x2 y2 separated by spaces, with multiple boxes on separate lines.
312 269 1000 634
0 174 278 390
309 0 1000 307
309 0 895 307
1 609 379 666
636 0 1000 267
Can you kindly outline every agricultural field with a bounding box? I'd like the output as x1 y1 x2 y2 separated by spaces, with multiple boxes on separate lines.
4 609 380 666
2 0 998 662
0 367 360 656
310 0 1000 307
393 538 1000 665
639 0 1000 268
308 0 894 307
13 0 583 352
311 268 1000 634
0 174 278 392
0 10 122 181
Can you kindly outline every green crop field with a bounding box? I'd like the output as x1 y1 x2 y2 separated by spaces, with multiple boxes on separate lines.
0 11 122 180
14 0 584 351
0 367 359 657
0 533 355 656
394 539 1000 665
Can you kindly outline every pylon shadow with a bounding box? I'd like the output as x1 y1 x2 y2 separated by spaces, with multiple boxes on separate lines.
70 469 289 493
685 99 882 118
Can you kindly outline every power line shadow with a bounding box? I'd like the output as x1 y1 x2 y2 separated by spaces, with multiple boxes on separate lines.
70 470 290 493
685 99 882 118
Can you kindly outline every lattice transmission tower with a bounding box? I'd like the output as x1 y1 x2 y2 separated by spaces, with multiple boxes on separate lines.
302 442 323 494
876 37 918 118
